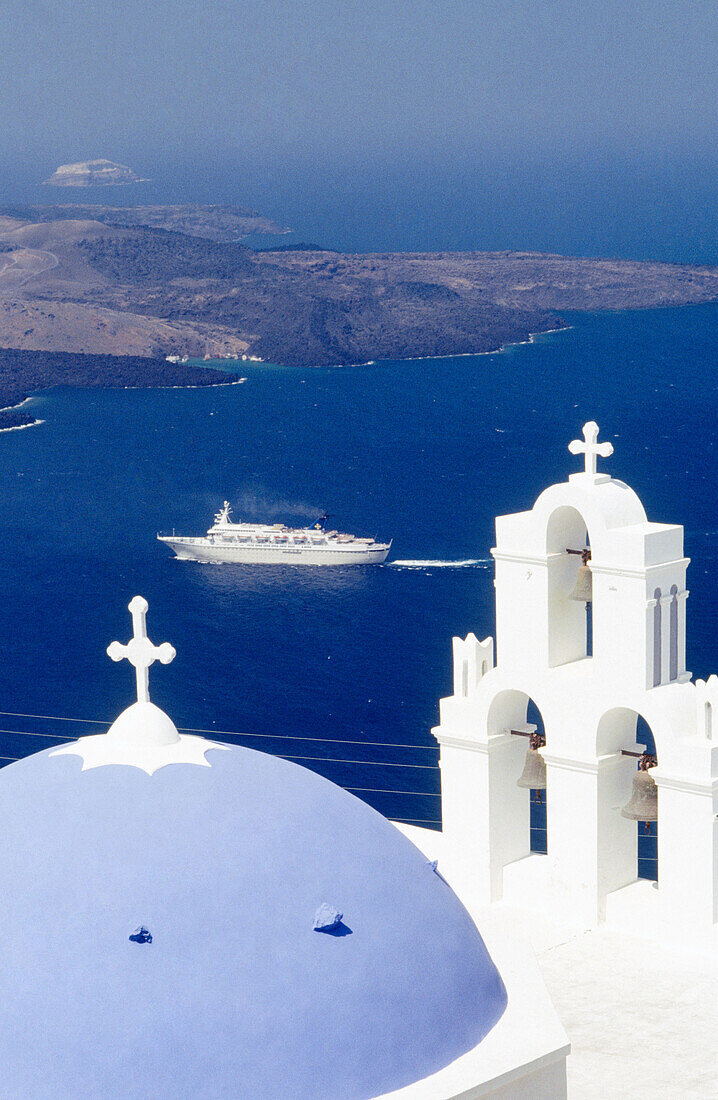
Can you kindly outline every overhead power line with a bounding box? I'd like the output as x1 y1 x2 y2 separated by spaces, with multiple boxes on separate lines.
0 711 439 752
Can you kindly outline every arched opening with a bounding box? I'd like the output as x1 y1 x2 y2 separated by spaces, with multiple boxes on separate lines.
596 708 659 910
635 718 658 882
527 700 548 854
669 585 679 682
653 588 662 686
546 506 593 666
486 690 548 871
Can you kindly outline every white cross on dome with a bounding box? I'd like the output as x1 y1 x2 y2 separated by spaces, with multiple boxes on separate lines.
568 421 614 476
53 596 227 774
107 596 175 704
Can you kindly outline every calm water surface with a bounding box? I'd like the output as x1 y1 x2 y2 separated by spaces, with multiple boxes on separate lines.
1 303 717 827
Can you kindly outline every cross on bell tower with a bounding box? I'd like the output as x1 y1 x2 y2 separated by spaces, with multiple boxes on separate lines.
107 596 176 704
568 421 614 477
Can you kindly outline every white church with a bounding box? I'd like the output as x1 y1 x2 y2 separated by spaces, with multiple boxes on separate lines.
0 421 715 1098
429 421 717 937
401 421 718 1096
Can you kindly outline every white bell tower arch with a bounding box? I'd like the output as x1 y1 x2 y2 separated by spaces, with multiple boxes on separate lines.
435 423 717 940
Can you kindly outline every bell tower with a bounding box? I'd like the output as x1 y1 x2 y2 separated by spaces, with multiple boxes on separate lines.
434 423 718 940
492 422 689 691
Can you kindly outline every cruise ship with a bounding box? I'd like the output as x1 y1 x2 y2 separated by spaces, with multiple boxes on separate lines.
158 502 392 565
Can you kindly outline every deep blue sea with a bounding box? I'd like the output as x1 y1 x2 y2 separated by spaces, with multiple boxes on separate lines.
1 303 717 834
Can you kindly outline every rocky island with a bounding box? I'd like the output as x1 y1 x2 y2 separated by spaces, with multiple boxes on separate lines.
42 160 150 187
0 202 716 427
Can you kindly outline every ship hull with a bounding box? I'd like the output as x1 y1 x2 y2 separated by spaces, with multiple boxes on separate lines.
158 536 391 566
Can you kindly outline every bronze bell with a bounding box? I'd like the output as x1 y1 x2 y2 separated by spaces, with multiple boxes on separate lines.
569 563 592 603
621 767 658 823
517 741 547 791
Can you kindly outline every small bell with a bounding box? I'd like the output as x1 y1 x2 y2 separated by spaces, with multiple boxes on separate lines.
569 563 592 603
517 735 546 792
621 764 658 824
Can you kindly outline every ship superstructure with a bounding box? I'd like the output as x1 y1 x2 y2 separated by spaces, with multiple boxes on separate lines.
158 502 391 566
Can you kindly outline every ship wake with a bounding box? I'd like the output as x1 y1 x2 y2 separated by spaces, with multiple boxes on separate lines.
388 559 490 569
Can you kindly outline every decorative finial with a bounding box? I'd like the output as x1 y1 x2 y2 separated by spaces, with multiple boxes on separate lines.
568 421 613 476
107 596 175 704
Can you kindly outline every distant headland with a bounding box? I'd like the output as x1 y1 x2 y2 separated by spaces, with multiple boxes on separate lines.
0 201 716 426
0 348 239 430
4 202 292 243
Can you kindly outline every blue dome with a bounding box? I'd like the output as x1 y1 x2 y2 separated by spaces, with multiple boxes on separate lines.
0 740 506 1099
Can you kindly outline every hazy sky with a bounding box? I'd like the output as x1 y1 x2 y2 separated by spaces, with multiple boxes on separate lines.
2 0 716 173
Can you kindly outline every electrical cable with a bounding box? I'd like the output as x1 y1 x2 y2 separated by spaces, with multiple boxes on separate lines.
0 711 439 752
